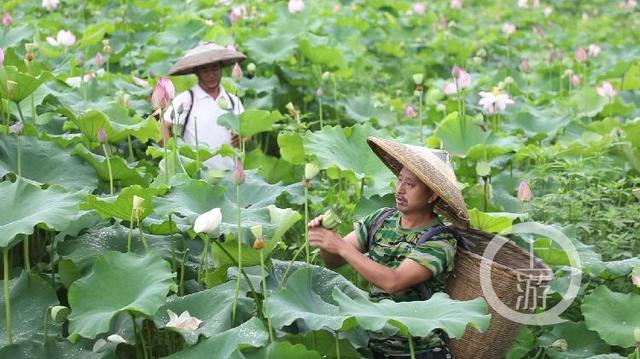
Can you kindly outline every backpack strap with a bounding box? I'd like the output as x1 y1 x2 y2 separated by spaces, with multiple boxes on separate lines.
180 89 194 137
365 207 397 252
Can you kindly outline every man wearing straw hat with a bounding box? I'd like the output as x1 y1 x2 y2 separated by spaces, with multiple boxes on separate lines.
309 137 469 359
161 42 246 170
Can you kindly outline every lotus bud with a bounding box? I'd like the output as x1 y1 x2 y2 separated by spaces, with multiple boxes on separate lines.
97 128 108 144
633 275 640 287
519 59 530 73
476 48 487 58
151 77 176 110
2 12 11 27
570 74 581 87
412 73 424 85
193 208 222 234
517 180 534 202
247 62 256 75
232 158 245 185
95 52 105 65
50 305 70 323
253 238 265 250
404 104 417 118
321 71 331 81
132 195 144 219
321 208 342 229
634 327 640 343
574 47 587 63
285 102 295 113
316 87 323 97
107 334 127 344
304 162 320 181
10 122 23 135
102 39 111 53
232 63 243 82
472 56 482 65
551 339 567 352
476 161 491 177
250 224 263 240
436 103 447 112
504 76 514 85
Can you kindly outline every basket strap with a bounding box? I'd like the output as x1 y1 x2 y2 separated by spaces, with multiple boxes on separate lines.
365 207 397 252
180 89 194 137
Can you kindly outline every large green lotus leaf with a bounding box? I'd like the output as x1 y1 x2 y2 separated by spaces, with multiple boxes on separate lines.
164 317 268 359
282 330 363 359
529 224 604 274
468 209 524 233
299 38 346 69
153 281 254 345
343 95 376 122
0 338 102 359
303 124 396 198
145 139 216 164
503 108 570 139
0 180 85 248
601 96 636 117
77 22 115 47
602 257 640 277
240 76 280 94
0 66 53 102
82 185 163 221
434 112 490 157
505 326 535 359
0 135 98 190
220 174 293 210
246 34 298 64
243 341 322 359
244 148 302 184
334 289 491 338
0 271 59 347
0 25 34 48
68 251 174 340
264 264 368 333
102 104 161 143
218 110 282 137
277 132 305 165
73 144 151 187
581 285 640 348
570 88 608 118
621 63 640 90
537 321 610 359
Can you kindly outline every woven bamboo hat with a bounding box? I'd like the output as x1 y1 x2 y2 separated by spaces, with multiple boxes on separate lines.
169 42 247 76
367 136 469 229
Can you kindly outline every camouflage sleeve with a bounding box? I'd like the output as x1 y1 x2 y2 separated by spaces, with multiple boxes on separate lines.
406 233 457 276
354 207 389 252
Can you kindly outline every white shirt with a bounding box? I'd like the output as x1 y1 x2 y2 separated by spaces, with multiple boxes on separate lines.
163 84 244 170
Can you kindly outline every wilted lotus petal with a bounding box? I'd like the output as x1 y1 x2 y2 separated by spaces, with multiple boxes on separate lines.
519 59 530 73
10 122 23 135
304 162 320 180
588 43 601 57
193 207 222 234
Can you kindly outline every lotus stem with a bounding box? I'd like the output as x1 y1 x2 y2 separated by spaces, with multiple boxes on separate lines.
23 235 30 272
304 186 309 264
332 75 338 125
127 135 134 162
3 247 13 345
418 91 423 143
169 214 176 272
131 312 149 359
259 248 274 341
102 143 114 196
277 243 307 290
335 334 341 359
197 235 209 285
43 306 50 343
318 96 323 130
30 94 36 126
16 132 22 178
16 101 24 123
194 115 200 172
3 99 9 133
232 183 243 324
127 211 134 252
210 240 258 306
137 217 148 253
49 235 56 285
160 109 170 185
179 249 187 296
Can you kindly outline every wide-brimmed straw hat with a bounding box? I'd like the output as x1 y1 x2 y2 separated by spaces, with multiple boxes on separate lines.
367 136 469 229
169 42 247 76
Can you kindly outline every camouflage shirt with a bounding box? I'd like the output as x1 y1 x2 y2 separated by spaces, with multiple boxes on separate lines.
354 207 457 355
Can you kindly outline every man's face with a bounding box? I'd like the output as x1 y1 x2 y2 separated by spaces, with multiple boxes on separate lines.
395 167 438 214
195 62 222 91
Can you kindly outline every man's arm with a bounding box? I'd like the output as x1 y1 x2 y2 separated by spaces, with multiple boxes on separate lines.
309 227 432 295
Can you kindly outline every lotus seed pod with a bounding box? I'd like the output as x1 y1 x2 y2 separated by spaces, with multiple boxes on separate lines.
321 208 342 229
51 305 70 323
250 224 263 240
412 73 424 85
24 43 38 52
247 62 256 74
253 238 265 250
304 163 320 180
321 71 331 81
472 56 482 65
504 76 514 85
436 103 447 112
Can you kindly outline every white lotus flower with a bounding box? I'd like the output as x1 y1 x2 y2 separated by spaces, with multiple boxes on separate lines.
543 6 553 17
288 0 305 13
502 22 516 36
46 30 76 47
193 208 222 233
596 81 617 99
107 334 127 344
42 0 60 11
478 88 514 114
588 44 601 57
166 310 203 331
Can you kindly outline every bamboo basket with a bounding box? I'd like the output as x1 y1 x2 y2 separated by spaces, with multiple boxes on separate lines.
445 229 553 359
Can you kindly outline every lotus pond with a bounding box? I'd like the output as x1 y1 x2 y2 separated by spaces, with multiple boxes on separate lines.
0 0 639 358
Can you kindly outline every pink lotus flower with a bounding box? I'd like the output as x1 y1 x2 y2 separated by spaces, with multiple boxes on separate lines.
443 82 457 95
151 77 176 110
166 310 203 331
229 5 247 24
2 12 11 27
517 181 534 202
543 6 553 17
519 59 530 73
633 275 640 287
288 0 305 13
97 128 108 143
629 0 638 8
596 81 617 98
95 52 105 65
404 104 417 118
332 3 341 12
47 30 76 47
232 158 245 185
413 3 426 15
10 121 23 135
42 0 60 11
588 44 601 57
502 22 516 36
570 74 581 87
450 0 463 9
452 65 471 90
478 88 514 114
574 47 587 62
231 63 243 82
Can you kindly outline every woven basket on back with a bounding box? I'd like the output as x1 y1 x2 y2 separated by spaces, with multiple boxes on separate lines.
445 228 552 359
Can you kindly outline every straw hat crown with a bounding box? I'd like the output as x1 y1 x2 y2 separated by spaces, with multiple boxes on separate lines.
367 136 469 229
169 42 247 76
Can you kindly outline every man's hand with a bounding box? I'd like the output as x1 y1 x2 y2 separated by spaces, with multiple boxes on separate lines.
309 226 348 255
231 133 251 148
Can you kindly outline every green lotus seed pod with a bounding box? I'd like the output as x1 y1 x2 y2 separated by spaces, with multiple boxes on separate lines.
51 305 70 323
304 163 320 180
250 224 263 240
322 209 342 229
412 73 424 85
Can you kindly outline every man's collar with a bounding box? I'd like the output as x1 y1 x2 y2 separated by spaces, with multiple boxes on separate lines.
193 84 227 100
